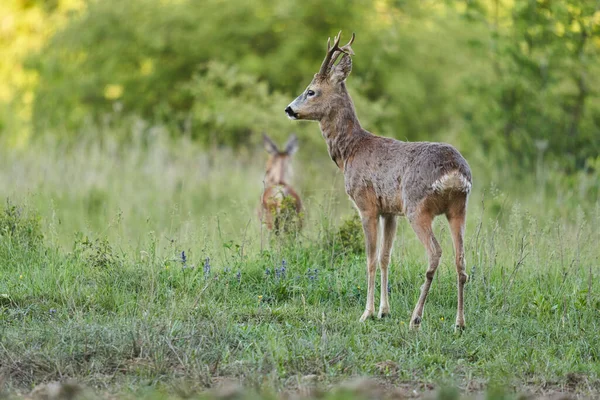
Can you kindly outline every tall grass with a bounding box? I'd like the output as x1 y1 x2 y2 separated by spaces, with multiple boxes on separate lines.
0 128 598 398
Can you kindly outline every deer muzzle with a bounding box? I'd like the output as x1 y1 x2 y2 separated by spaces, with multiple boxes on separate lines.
285 106 298 120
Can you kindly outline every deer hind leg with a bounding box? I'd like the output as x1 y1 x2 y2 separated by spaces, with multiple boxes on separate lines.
359 212 379 322
378 214 397 318
409 210 442 330
261 208 273 230
447 198 468 331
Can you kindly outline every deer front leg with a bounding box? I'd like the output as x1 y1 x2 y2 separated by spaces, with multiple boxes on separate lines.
359 213 379 322
378 215 397 318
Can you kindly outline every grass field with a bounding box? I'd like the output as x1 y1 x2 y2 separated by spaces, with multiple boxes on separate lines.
0 133 599 399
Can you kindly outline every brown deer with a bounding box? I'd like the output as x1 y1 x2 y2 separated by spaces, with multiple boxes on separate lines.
285 32 472 330
259 134 303 232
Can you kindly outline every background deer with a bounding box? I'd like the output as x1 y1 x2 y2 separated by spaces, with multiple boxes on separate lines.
285 32 472 330
259 134 303 233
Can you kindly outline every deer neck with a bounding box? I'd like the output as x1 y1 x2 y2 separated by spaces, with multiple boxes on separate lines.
318 88 367 169
265 157 290 187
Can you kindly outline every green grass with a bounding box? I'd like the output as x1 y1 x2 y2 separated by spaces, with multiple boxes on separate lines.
0 135 599 399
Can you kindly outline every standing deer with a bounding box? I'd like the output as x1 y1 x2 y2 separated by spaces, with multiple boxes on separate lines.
259 134 303 232
285 32 472 330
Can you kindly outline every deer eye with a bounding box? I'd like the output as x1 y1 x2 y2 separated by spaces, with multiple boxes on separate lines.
306 90 316 97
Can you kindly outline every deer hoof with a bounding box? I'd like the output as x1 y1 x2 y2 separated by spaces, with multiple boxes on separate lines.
359 310 374 322
409 317 422 330
377 309 390 319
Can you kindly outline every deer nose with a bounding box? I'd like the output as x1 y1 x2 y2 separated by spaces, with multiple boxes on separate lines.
285 106 298 119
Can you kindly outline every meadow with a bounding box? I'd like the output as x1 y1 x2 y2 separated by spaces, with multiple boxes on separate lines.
0 128 598 399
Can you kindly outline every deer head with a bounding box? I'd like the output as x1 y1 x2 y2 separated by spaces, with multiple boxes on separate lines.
263 134 299 186
285 31 355 121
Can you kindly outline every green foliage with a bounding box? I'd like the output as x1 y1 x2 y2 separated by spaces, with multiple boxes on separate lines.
311 212 366 261
18 0 599 168
25 0 368 134
73 233 121 269
185 62 296 147
329 213 365 257
270 194 303 235
461 0 600 169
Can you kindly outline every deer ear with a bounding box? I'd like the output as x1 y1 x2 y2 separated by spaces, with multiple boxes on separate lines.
329 54 352 84
284 134 299 155
263 134 279 154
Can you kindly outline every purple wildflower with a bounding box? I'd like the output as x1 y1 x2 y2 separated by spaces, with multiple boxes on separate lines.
204 257 211 277
181 251 191 269
280 260 287 277
306 268 319 281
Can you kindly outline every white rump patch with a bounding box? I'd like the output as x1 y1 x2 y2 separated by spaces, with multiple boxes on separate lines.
432 171 472 193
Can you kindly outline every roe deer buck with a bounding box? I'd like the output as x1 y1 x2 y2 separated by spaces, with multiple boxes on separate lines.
259 134 303 232
285 32 472 330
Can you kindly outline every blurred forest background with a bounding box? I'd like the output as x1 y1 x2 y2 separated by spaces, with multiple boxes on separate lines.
0 0 599 244
2 0 600 163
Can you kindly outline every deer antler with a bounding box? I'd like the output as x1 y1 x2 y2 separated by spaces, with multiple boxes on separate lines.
317 31 356 78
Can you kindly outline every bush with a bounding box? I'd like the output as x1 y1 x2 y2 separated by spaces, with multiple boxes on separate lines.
73 234 122 269
324 213 365 258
